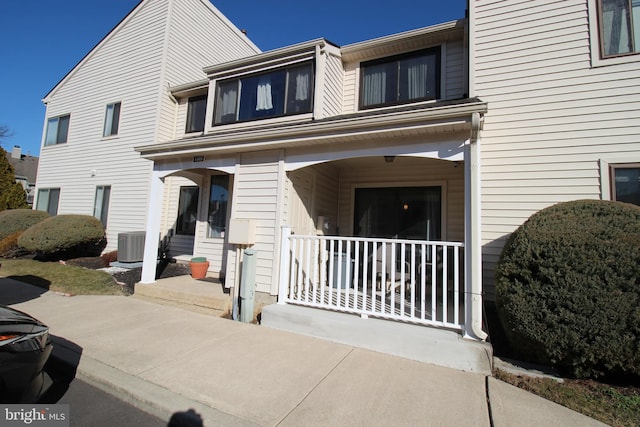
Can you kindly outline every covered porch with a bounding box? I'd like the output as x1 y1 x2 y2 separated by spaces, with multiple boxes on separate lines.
136 100 488 343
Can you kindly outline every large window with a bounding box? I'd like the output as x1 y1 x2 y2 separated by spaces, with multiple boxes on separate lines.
598 0 640 57
214 62 314 125
610 164 640 205
360 48 440 109
103 102 121 137
45 115 70 146
36 188 60 216
93 185 111 227
176 186 199 235
353 186 441 240
207 175 229 238
185 95 207 133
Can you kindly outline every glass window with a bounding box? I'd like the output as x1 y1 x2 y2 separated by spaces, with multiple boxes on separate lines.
103 103 121 137
611 164 640 205
353 186 441 241
93 185 111 227
176 186 199 235
360 48 440 109
599 0 640 57
207 175 229 238
36 188 60 216
185 95 207 133
213 62 314 125
45 115 70 146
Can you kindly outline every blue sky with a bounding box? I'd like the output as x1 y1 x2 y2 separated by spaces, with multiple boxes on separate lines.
0 0 466 157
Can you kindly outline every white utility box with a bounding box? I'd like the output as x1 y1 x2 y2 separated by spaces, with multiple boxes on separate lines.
227 219 256 245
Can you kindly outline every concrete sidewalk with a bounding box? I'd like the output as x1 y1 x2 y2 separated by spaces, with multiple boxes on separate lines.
0 278 605 426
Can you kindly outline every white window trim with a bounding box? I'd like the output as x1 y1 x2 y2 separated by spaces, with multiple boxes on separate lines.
102 102 121 138
599 156 640 200
588 0 640 67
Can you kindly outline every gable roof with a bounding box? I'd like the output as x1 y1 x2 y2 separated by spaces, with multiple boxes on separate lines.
42 0 259 103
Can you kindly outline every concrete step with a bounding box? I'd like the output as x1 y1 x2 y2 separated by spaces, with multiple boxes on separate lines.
133 276 232 316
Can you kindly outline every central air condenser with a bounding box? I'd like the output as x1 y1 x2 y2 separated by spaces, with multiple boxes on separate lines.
117 231 146 263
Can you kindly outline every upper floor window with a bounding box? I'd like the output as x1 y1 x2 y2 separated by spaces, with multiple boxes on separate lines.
610 163 640 205
360 47 440 109
214 62 314 125
103 102 121 137
36 188 60 216
186 95 207 133
45 115 70 146
598 0 640 57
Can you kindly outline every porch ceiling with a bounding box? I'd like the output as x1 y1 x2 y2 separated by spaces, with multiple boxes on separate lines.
135 98 487 161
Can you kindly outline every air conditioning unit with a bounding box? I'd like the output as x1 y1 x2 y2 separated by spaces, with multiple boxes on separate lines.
117 231 146 263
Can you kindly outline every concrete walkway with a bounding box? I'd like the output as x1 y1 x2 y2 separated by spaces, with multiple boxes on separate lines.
0 277 606 426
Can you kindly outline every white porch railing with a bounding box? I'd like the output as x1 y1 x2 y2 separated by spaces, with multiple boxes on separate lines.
278 226 465 331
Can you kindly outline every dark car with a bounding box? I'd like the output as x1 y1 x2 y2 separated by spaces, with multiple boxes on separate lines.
0 306 53 403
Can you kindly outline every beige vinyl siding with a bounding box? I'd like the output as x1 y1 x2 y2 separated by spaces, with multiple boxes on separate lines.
444 40 465 99
286 163 340 236
336 157 464 242
226 151 281 293
158 0 260 142
174 99 189 139
472 0 640 298
287 169 316 236
37 0 170 251
342 63 358 113
321 53 345 118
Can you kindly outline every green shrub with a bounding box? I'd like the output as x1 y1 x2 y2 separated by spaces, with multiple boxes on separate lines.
0 209 49 241
18 214 106 259
495 199 640 379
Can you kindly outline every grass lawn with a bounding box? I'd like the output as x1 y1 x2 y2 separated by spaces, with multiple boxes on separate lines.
495 369 640 426
0 259 123 295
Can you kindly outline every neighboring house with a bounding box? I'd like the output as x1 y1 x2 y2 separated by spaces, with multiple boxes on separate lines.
36 0 259 226
6 146 38 206
37 0 640 362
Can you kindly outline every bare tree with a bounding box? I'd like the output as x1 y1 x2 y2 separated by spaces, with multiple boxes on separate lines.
0 125 11 139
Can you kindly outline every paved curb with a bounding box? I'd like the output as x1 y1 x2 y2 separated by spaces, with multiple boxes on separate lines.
48 340 258 426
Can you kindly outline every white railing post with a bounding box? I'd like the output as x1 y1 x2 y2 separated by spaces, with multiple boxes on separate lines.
278 226 292 304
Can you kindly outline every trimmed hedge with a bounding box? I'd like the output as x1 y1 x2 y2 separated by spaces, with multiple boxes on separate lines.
0 209 49 241
18 214 106 259
495 199 640 379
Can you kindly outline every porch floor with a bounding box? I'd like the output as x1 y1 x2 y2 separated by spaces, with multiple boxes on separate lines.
133 275 232 317
261 303 493 375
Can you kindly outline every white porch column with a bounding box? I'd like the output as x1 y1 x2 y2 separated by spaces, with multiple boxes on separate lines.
140 170 164 284
277 225 292 303
464 113 488 340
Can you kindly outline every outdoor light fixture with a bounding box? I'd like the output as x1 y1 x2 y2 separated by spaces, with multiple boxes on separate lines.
384 156 395 163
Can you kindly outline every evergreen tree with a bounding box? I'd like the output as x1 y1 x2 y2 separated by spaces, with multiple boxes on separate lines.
0 128 29 211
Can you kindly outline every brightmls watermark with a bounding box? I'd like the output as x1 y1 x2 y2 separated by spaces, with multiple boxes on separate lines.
1 405 69 426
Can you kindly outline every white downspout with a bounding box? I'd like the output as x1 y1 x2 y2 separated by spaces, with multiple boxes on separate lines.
464 112 487 340
140 169 164 283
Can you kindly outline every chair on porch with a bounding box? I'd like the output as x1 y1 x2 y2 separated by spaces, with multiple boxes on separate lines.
375 244 411 295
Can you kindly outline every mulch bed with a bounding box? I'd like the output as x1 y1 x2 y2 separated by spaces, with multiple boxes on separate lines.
66 257 191 295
